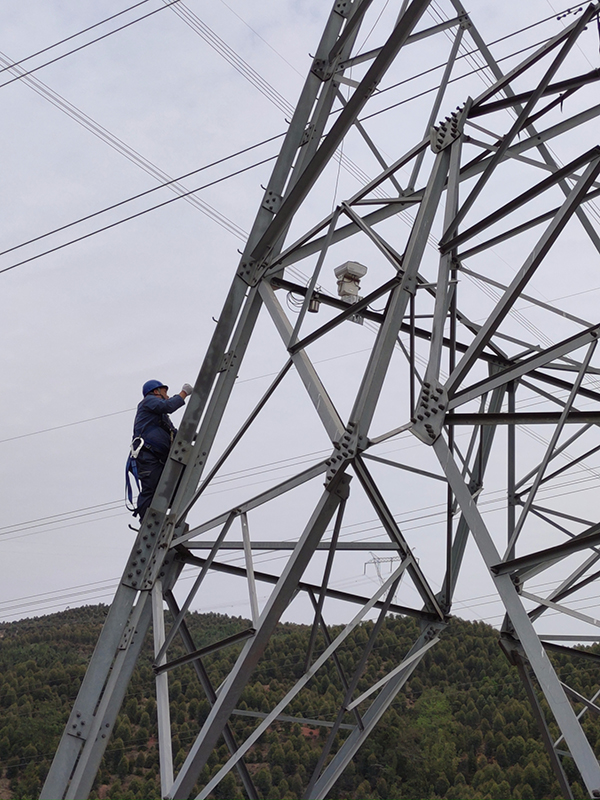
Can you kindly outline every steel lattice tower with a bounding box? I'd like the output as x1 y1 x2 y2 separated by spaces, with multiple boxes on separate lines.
42 1 600 798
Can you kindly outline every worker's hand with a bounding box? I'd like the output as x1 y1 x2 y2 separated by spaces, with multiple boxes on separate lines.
181 383 193 397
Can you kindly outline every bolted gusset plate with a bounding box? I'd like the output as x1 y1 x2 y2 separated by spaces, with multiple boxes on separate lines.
411 383 448 444
430 100 471 153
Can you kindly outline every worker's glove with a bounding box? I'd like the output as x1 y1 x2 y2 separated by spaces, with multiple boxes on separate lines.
181 383 193 396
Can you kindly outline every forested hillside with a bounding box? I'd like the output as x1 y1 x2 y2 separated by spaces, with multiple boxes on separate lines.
0 605 598 799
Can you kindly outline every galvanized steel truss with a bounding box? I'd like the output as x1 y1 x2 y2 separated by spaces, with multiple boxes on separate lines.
42 1 600 798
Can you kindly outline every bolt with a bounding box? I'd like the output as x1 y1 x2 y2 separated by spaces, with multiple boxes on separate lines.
424 382 430 388
439 403 445 410
424 411 431 417
411 417 417 423
417 414 424 421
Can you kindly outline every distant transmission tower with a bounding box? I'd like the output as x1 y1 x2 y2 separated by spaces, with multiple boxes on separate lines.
42 1 600 798
364 552 402 592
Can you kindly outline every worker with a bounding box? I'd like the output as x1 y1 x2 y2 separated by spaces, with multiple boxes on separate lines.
129 379 193 522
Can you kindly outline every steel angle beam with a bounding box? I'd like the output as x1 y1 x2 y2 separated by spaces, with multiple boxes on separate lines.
248 0 433 264
447 412 600 425
309 623 445 799
446 156 600 397
492 526 600 577
471 68 600 118
505 647 574 800
184 540 402 550
169 474 352 799
178 549 436 621
435 437 600 796
441 148 600 254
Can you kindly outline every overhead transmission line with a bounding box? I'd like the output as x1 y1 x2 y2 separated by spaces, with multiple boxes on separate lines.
3 444 598 546
4 509 597 621
162 0 295 117
0 0 182 90
0 31 574 275
0 0 161 74
0 408 135 444
0 344 378 445
0 4 576 273
0 132 284 262
216 0 304 78
0 153 277 275
160 0 402 202
0 51 247 240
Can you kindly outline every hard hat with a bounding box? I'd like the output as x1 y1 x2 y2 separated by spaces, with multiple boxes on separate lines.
142 379 168 396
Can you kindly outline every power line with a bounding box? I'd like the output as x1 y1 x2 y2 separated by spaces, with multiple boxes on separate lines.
164 0 294 117
2 438 598 544
0 131 284 261
4 5 596 625
0 501 126 536
359 35 561 123
0 408 135 444
0 0 157 74
2 3 573 266
163 0 402 208
0 153 277 276
0 1 182 91
216 0 304 78
0 345 376 445
374 4 580 102
0 51 248 240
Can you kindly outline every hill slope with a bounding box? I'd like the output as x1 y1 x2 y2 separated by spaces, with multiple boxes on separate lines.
0 605 597 799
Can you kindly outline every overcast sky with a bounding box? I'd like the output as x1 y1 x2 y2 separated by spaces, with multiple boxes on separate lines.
1 0 599 630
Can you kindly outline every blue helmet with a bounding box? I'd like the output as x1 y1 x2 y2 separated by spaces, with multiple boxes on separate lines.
142 379 168 396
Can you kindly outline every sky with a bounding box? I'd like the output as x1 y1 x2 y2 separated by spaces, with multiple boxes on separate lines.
1 0 600 633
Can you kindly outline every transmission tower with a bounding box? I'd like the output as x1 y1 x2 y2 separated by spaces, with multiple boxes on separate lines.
42 1 600 798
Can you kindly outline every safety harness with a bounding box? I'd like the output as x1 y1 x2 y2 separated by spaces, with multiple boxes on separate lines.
125 436 145 514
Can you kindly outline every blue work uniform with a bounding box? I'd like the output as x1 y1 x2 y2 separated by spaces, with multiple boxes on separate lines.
132 393 185 520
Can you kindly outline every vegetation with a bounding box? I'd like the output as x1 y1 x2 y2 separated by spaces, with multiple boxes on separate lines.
0 604 598 799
